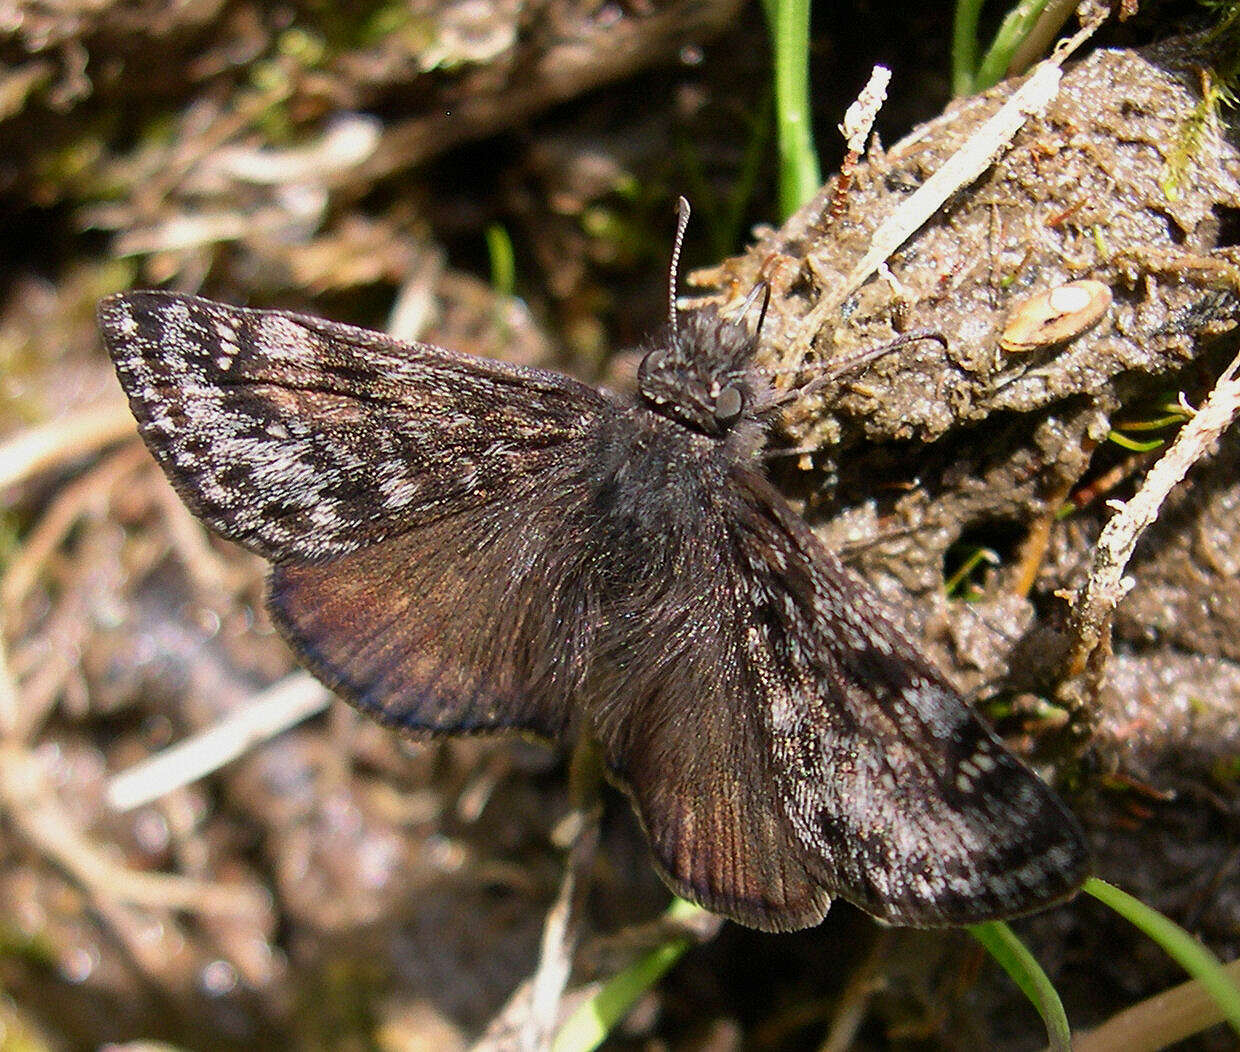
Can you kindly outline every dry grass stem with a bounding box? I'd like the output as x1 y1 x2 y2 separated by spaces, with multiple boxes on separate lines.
1068 957 1240 1052
106 672 332 812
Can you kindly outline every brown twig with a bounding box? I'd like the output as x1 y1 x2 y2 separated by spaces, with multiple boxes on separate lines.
357 0 743 186
826 66 891 222
1066 957 1240 1052
2 443 148 624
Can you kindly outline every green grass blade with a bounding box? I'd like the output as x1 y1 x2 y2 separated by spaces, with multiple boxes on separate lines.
974 0 1051 90
552 898 708 1052
1106 430 1165 453
969 920 1072 1051
952 0 986 95
762 0 820 218
1084 877 1240 1036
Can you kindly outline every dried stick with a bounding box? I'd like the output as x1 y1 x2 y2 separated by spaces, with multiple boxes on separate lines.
106 672 332 812
1068 957 1240 1052
826 65 891 222
473 739 604 1052
1058 347 1240 718
2 444 148 622
799 60 1063 348
0 403 135 491
521 805 601 1050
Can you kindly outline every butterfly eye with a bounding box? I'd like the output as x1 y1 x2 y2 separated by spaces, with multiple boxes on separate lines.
714 384 744 424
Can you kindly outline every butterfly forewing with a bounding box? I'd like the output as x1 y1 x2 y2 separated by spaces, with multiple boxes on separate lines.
733 480 1088 926
100 291 607 562
101 291 609 739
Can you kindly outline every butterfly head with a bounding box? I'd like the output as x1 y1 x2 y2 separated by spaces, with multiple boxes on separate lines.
637 305 769 436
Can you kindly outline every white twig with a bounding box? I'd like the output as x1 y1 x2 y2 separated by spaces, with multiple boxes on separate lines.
473 745 604 1052
1065 348 1240 676
204 114 380 186
825 66 892 222
796 19 1105 351
519 813 599 1051
853 63 1060 296
106 672 332 812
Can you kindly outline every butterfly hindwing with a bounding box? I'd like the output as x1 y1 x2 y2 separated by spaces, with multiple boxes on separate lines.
268 465 607 740
582 465 1086 931
582 492 836 931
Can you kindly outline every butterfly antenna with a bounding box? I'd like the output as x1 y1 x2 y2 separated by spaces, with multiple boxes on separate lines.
723 283 771 383
821 328 947 383
668 196 691 337
770 328 949 406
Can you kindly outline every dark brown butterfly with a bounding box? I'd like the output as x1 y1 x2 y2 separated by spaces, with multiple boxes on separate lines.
98 226 1088 932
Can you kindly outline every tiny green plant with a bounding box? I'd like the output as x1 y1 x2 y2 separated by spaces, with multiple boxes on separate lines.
485 222 517 299
1107 396 1194 452
969 921 1072 1051
945 544 1001 600
553 898 707 1052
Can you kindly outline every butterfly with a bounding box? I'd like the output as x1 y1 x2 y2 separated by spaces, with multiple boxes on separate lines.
98 225 1088 933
